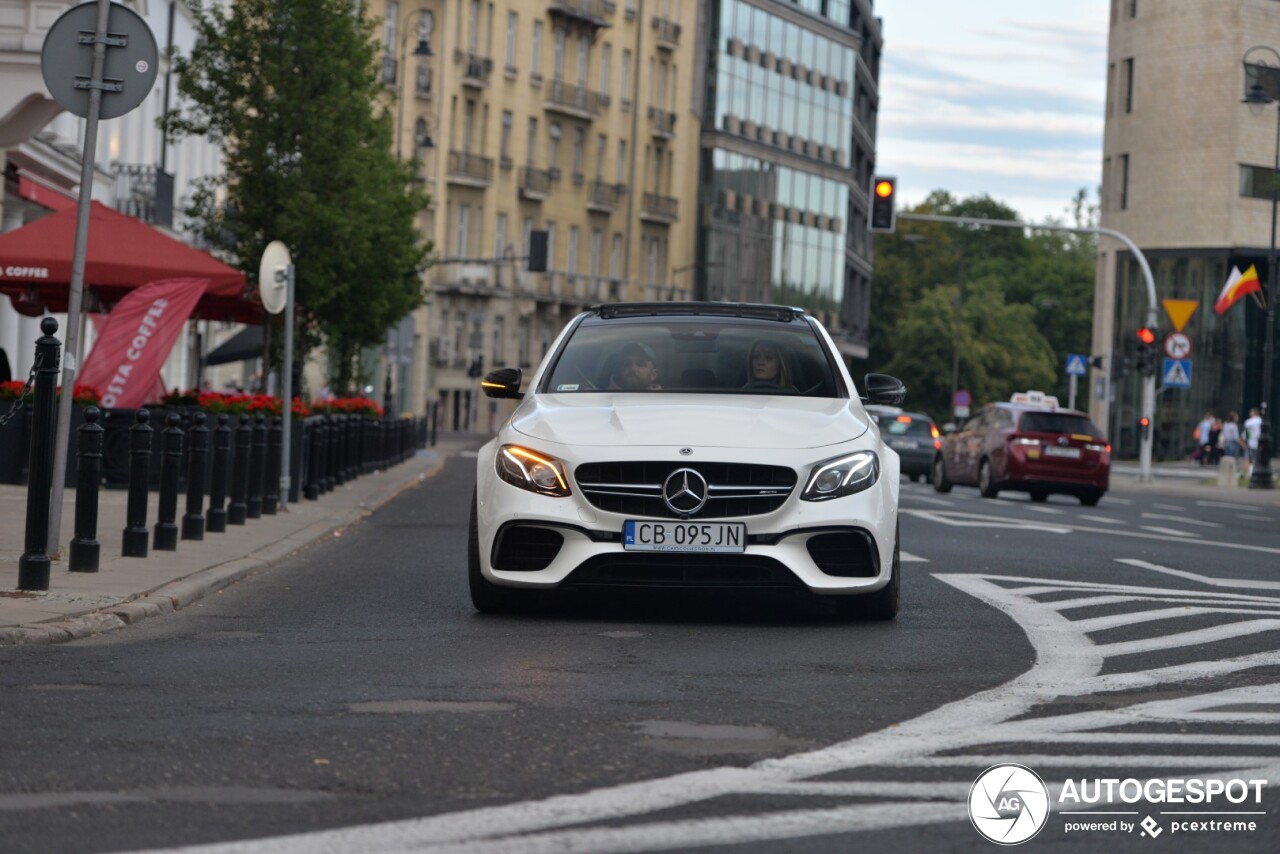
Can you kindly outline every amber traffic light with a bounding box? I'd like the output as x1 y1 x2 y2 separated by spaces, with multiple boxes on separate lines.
869 176 897 233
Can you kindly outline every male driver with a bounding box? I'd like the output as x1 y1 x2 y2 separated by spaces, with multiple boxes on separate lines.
608 343 662 391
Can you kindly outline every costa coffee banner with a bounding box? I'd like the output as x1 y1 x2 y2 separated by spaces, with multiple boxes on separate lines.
78 278 208 409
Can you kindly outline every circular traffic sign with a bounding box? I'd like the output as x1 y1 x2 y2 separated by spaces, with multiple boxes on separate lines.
41 2 158 120
1164 332 1192 360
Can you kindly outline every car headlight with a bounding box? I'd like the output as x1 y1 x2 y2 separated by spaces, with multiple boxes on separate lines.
496 445 571 497
801 451 879 501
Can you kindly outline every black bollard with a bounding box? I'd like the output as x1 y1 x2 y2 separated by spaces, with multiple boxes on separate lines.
264 415 281 514
182 412 209 540
228 414 251 525
325 415 340 490
304 417 322 500
153 413 183 551
247 414 266 518
319 416 333 493
333 415 347 486
18 318 62 590
121 409 153 558
207 414 231 532
69 406 104 573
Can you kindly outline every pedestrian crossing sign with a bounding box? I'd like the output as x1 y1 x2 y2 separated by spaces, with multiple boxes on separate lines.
1162 358 1191 389
1065 354 1088 376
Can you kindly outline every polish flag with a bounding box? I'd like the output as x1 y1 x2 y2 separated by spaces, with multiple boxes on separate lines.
1214 264 1261 315
78 278 208 408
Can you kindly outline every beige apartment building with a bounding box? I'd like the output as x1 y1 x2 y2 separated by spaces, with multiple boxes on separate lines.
370 0 700 429
1098 0 1280 458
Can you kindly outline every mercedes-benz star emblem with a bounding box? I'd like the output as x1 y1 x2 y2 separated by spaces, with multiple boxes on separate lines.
679 447 693 456
663 468 708 516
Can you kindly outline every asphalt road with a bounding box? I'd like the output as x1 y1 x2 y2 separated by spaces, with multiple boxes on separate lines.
1 452 1279 853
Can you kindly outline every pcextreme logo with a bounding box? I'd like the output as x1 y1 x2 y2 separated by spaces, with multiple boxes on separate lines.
968 764 1050 845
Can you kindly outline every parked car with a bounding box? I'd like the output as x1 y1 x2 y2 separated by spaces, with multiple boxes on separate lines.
471 302 906 619
932 391 1111 505
865 405 940 483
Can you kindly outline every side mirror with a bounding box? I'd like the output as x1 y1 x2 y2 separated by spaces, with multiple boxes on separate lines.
862 373 906 406
481 367 524 399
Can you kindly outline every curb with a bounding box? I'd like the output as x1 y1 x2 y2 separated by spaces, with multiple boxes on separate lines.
0 449 450 647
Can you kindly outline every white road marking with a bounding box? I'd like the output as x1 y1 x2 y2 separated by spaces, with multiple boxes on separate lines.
1078 514 1123 525
1103 496 1133 505
1141 512 1222 528
1022 506 1065 515
899 551 928 563
901 509 1070 534
1115 558 1280 591
1152 503 1186 512
1137 525 1199 538
1196 500 1258 510
125 565 1280 854
1241 514 1273 523
460 450 480 458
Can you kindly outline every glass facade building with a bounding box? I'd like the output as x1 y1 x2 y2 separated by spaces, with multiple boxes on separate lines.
697 0 882 358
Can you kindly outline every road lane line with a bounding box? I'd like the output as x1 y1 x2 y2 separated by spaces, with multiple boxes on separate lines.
1152 503 1186 512
1196 500 1258 510
899 551 928 563
1078 514 1123 525
1141 513 1222 527
1137 526 1199 538
1115 558 1280 591
1096 620 1280 656
1240 514 1272 522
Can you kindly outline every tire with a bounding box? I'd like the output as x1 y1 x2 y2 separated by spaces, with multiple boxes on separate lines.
1029 489 1048 503
978 459 999 499
932 456 953 493
834 524 900 621
909 473 921 483
468 491 541 614
1079 489 1103 507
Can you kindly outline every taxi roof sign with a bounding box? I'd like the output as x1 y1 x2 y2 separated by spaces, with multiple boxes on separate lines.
1010 390 1059 408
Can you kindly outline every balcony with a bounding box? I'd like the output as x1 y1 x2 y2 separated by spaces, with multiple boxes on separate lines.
113 164 174 228
455 51 493 88
548 0 612 30
381 54 397 86
640 192 678 224
447 151 494 187
648 106 676 139
518 166 552 200
586 180 625 213
545 79 604 120
652 16 681 51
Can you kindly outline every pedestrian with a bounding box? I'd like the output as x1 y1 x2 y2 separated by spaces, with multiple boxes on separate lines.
1220 411 1244 466
1195 410 1215 465
1244 406 1263 477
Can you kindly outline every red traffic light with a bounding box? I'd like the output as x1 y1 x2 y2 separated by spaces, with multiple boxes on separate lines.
1139 416 1150 427
1136 327 1156 345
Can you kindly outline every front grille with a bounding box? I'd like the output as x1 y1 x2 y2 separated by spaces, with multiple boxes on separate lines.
574 461 797 519
564 554 803 588
806 532 879 577
492 525 564 571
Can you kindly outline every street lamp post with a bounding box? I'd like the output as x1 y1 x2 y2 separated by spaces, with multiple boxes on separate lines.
1243 46 1280 489
904 234 964 416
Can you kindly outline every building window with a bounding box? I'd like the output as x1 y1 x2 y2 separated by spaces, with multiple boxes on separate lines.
578 34 590 84
621 49 632 106
1119 153 1129 210
595 133 606 178
1129 0 1137 17
1106 63 1115 117
554 28 566 81
531 21 543 79
600 43 611 98
572 128 585 181
546 222 557 270
548 122 561 173
522 217 533 257
500 110 513 162
590 229 602 278
518 318 531 367
617 139 627 182
468 0 480 53
526 117 538 165
567 225 580 274
505 12 517 72
384 0 398 52
492 316 505 365
495 212 507 258
455 204 470 256
1240 164 1280 200
610 234 622 279
1123 57 1134 113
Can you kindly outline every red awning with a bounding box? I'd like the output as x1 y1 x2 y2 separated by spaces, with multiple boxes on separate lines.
0 201 256 322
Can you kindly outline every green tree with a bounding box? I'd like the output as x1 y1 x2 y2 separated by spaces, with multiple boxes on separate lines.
864 189 1097 420
162 0 430 392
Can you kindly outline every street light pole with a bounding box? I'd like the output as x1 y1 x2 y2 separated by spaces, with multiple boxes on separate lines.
1244 46 1279 489
951 253 965 412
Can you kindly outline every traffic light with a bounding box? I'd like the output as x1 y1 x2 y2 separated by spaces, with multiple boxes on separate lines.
468 354 485 378
1110 355 1130 381
1135 327 1158 376
1138 415 1151 440
869 176 897 233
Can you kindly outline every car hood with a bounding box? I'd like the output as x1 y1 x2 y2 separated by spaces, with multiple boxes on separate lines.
509 394 871 449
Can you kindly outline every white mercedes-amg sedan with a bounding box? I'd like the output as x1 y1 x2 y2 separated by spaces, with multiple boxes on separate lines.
470 302 906 619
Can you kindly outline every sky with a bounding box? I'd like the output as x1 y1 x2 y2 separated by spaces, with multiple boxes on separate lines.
872 0 1110 224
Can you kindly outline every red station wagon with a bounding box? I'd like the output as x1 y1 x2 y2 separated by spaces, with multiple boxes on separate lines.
932 392 1111 505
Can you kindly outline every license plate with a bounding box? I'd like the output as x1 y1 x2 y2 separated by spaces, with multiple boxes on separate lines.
623 520 747 553
889 439 916 450
1043 446 1081 459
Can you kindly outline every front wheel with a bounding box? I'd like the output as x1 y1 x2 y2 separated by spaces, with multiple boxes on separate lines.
932 457 953 493
1079 489 1103 507
834 525 900 621
469 491 541 614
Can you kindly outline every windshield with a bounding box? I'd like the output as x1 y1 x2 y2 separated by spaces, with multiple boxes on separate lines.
1019 412 1104 438
541 315 843 397
884 419 934 438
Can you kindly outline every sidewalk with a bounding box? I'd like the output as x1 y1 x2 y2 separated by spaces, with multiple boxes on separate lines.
1 435 474 645
1109 459 1280 506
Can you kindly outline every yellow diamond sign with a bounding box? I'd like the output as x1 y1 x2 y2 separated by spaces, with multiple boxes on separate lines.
1163 299 1197 333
